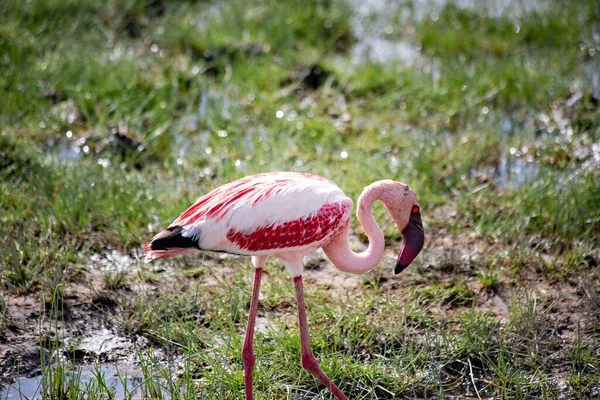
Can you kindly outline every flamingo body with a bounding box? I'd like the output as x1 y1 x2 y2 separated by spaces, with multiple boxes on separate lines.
145 172 353 269
145 171 424 400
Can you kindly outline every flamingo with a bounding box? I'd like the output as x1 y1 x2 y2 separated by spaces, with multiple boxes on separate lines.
144 172 424 400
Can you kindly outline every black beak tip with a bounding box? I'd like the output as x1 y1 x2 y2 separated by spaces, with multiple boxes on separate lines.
395 261 409 274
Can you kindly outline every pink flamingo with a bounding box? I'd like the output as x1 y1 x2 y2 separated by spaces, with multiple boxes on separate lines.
145 172 424 400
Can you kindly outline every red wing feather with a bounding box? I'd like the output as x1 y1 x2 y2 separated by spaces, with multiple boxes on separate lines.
226 201 351 252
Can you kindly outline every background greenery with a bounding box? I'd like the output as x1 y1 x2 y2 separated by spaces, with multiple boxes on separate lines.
1 0 599 398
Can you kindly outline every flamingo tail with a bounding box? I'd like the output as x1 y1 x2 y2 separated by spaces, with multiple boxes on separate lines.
144 226 201 262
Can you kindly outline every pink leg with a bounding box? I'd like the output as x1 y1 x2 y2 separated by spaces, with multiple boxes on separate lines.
242 267 263 400
294 276 348 400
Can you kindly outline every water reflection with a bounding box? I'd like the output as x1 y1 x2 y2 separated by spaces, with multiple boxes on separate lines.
349 0 421 65
411 0 549 19
496 155 540 189
0 364 147 400
45 137 82 163
352 36 421 64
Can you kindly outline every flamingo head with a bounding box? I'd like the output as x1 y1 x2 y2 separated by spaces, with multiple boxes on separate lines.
380 182 425 274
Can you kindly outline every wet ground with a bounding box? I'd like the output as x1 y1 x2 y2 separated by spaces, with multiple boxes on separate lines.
2 364 147 400
0 252 181 398
2 221 597 397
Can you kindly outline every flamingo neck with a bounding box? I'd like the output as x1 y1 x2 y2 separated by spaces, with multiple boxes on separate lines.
323 183 386 275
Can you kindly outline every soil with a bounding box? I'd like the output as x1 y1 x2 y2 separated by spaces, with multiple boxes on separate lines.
1 267 138 382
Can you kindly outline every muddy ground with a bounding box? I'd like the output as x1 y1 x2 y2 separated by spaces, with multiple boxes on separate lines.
2 221 598 389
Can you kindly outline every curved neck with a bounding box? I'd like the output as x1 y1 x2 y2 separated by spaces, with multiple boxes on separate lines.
322 184 386 274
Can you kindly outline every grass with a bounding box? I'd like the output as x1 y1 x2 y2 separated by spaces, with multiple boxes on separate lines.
1 0 599 398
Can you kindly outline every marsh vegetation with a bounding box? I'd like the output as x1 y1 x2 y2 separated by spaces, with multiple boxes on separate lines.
1 0 599 398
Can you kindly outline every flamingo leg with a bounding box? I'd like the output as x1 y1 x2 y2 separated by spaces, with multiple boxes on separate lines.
242 267 263 400
293 276 348 400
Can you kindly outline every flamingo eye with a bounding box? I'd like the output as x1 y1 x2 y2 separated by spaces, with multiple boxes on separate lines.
412 205 420 214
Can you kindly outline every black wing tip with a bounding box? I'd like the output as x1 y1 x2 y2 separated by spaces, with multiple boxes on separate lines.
150 226 200 251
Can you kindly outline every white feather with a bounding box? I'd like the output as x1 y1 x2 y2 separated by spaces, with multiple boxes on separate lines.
180 175 349 253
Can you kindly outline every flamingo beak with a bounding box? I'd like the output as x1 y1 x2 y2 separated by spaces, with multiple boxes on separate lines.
395 211 424 274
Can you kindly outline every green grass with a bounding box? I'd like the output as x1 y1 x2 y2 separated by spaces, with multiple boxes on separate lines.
1 0 599 398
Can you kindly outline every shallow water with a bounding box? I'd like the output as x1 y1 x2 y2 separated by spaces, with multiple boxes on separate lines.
348 0 549 64
495 155 540 189
352 35 422 65
411 0 548 18
89 249 138 273
0 364 145 400
349 0 422 65
469 153 541 190
45 136 83 163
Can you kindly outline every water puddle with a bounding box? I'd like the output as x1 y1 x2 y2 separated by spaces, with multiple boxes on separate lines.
349 0 422 65
44 135 84 164
67 328 136 361
45 134 110 169
44 126 150 169
470 153 540 190
89 249 138 273
352 36 422 65
1 364 147 400
348 0 549 65
411 0 549 19
495 154 540 189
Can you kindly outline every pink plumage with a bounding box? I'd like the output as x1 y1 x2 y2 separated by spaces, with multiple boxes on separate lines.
144 172 353 260
144 171 424 400
173 172 333 223
226 201 352 251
